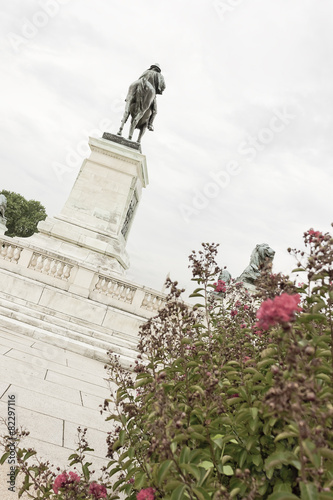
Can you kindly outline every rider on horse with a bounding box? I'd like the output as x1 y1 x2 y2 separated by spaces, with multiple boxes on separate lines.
138 64 166 131
117 64 166 141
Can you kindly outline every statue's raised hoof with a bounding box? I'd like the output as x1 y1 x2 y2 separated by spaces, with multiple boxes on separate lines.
117 131 122 136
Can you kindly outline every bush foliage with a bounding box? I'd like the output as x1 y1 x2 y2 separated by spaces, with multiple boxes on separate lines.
0 189 47 237
1 227 333 499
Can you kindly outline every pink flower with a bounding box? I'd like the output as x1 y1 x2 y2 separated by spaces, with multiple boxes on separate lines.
306 228 324 243
244 305 249 310
256 293 302 330
240 323 247 328
235 300 241 307
69 472 80 482
53 471 80 494
213 280 226 293
137 487 155 500
230 393 239 398
89 482 107 499
243 356 251 362
231 309 238 317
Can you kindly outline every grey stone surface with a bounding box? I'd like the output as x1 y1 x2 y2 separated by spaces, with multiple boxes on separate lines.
102 132 141 151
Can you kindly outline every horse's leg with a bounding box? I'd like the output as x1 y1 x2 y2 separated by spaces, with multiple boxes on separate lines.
137 125 147 143
128 111 144 140
117 109 130 136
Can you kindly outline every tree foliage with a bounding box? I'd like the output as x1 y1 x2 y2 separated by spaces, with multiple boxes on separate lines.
0 190 47 238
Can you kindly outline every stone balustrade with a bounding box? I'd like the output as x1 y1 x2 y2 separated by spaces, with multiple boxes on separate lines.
141 292 165 311
0 240 23 263
0 236 166 317
94 275 137 304
29 252 73 281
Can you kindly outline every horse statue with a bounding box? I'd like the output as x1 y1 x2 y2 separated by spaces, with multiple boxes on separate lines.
0 194 7 219
237 243 275 285
117 64 166 143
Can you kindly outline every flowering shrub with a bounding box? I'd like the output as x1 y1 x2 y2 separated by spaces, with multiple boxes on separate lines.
256 292 302 329
214 279 227 293
1 227 333 499
53 471 80 493
136 487 155 500
0 427 115 499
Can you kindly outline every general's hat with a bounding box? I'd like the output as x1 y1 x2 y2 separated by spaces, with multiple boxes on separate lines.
149 63 161 72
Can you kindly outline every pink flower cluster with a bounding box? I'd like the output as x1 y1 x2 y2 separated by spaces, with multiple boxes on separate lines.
230 309 238 317
306 228 324 243
89 482 107 499
213 280 226 293
256 293 302 330
137 487 155 500
53 471 80 494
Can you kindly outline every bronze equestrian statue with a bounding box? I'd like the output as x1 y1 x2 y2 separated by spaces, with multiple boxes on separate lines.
117 64 166 143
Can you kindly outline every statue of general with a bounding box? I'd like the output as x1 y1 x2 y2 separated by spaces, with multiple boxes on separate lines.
117 64 166 143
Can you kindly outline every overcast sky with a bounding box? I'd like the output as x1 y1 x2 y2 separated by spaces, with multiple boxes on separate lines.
1 0 332 296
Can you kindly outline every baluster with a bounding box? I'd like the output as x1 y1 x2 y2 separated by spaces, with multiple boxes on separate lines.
94 276 102 291
43 258 51 274
29 253 38 269
6 245 14 261
1 244 7 259
49 259 58 276
13 247 21 263
36 255 44 271
63 264 71 280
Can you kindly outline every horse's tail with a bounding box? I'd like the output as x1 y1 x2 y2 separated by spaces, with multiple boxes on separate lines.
136 78 155 113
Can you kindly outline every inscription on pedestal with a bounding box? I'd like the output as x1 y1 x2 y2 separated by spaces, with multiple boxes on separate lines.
121 192 138 239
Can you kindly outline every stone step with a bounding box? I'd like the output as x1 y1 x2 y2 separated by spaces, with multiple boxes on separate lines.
0 301 139 369
0 295 139 352
0 291 140 346
0 314 136 371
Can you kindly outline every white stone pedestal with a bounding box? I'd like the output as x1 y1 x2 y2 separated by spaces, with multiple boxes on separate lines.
34 135 148 274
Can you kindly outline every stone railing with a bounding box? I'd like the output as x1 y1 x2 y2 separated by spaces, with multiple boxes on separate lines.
0 236 167 317
94 275 137 304
0 240 23 263
141 292 165 312
28 252 73 281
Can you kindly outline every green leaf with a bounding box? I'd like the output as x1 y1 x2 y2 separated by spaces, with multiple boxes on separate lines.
267 493 300 500
179 446 190 464
0 451 10 465
300 482 319 500
274 431 298 442
199 461 214 470
171 484 187 499
134 470 147 490
319 447 333 461
265 451 297 471
181 463 201 481
82 462 91 481
222 465 233 476
157 459 173 485
23 450 37 461
192 486 211 500
164 480 185 492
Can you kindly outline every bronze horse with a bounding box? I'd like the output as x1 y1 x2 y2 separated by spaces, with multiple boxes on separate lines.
117 77 156 143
